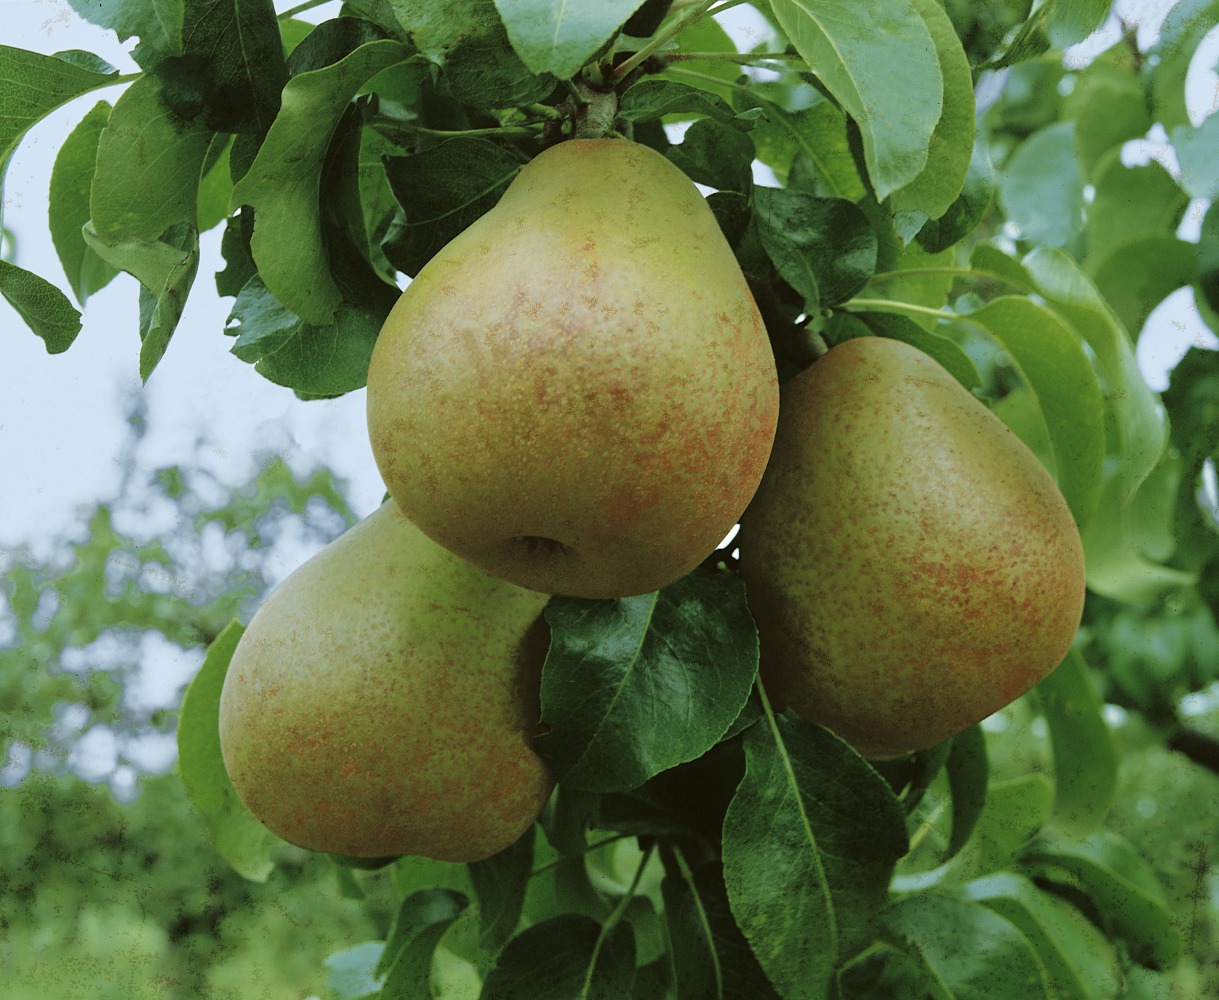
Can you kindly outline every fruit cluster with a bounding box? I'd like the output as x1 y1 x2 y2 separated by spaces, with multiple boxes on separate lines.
218 139 1085 862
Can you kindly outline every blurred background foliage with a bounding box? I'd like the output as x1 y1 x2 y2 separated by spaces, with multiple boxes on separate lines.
0 401 401 999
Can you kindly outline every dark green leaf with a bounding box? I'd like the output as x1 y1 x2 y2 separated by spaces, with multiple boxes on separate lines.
752 99 865 200
723 715 908 995
1024 829 1183 969
666 118 754 193
91 74 214 243
224 274 382 396
1034 649 1117 837
963 873 1123 1000
661 855 780 1000
536 567 758 792
493 0 646 79
886 893 1050 999
216 210 257 298
176 621 277 882
382 137 520 277
0 260 82 354
618 79 746 128
480 915 636 999
48 100 117 304
467 827 535 951
768 0 942 200
228 38 413 323
443 30 556 107
944 725 988 861
753 187 876 311
156 0 287 134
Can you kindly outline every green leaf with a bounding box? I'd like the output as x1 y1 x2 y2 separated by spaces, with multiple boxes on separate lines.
666 118 754 194
0 44 118 197
963 873 1123 1000
1172 112 1219 200
886 893 1051 999
661 856 780 1000
1024 829 1184 969
176 621 277 882
964 296 1105 529
769 100 867 201
157 0 287 134
390 0 504 64
1019 247 1167 502
888 0 974 219
48 100 118 304
536 567 758 793
915 141 995 253
944 725 988 862
1082 157 1190 277
1081 466 1197 602
467 828 535 952
83 220 200 381
1092 236 1200 338
1064 54 1153 179
382 138 521 277
836 940 941 999
617 79 747 127
378 889 470 1000
1045 0 1113 47
753 187 876 311
1150 0 1219 131
228 38 412 324
90 75 214 244
224 274 382 396
66 0 181 68
0 259 82 353
481 914 636 999
494 0 646 79
1033 649 1117 838
896 774 1053 890
723 715 908 995
996 121 1084 249
768 0 942 200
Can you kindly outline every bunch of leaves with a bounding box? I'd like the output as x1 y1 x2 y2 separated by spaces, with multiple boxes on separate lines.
5 0 1219 997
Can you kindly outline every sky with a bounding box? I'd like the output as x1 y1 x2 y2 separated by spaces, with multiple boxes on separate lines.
0 0 1217 785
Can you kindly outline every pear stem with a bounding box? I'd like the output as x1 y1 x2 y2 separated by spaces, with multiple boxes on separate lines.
572 80 620 139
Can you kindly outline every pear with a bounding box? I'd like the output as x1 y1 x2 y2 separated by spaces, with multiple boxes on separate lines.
366 138 779 599
739 337 1086 759
218 501 554 861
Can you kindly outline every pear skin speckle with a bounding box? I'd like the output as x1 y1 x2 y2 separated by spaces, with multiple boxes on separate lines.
217 502 553 861
739 337 1087 759
366 138 779 599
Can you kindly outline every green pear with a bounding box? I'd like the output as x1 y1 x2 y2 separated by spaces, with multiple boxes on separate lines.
218 501 553 861
739 337 1086 759
366 138 778 599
